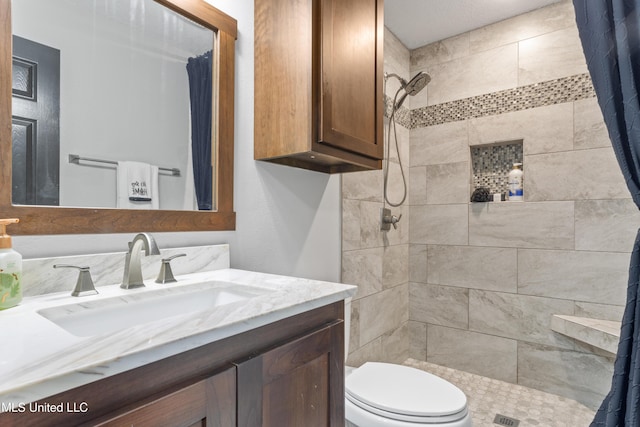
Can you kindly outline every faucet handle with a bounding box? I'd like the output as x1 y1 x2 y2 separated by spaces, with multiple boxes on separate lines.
53 264 99 297
155 253 186 284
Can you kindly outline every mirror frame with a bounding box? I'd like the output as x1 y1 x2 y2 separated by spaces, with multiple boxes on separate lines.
0 0 236 234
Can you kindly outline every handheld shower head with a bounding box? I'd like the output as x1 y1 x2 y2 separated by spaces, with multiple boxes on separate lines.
383 73 430 208
395 72 430 108
404 72 431 95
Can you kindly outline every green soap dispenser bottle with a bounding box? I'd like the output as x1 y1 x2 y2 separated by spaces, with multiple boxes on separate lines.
0 218 22 309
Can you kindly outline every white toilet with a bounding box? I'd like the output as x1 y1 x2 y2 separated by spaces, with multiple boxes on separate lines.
344 300 473 427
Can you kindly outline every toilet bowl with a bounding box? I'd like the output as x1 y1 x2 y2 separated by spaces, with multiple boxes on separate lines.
345 362 473 426
344 300 473 426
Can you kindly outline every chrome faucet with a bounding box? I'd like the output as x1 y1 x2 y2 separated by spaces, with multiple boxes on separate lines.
121 233 161 289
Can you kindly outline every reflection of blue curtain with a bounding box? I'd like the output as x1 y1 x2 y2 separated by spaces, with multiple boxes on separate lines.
186 50 212 210
573 1 640 425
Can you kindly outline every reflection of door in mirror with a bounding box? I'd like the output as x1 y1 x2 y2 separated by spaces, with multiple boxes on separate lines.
11 0 215 211
12 35 60 206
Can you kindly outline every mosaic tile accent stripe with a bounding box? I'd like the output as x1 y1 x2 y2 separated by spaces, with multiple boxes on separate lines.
409 73 595 129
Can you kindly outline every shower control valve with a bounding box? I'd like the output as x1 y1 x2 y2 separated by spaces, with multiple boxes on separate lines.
381 208 402 231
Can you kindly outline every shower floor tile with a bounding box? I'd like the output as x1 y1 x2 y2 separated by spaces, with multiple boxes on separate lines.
403 358 595 427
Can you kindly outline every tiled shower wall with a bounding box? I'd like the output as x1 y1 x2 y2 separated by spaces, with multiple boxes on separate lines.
341 28 410 367
342 0 640 410
408 0 640 409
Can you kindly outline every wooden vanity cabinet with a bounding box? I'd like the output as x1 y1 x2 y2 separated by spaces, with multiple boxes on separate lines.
254 0 384 174
0 302 345 427
90 367 237 427
237 321 344 426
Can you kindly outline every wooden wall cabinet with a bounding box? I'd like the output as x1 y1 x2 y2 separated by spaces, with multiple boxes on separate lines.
0 302 345 427
254 0 384 174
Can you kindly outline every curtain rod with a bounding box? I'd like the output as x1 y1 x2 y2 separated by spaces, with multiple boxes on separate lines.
68 154 181 177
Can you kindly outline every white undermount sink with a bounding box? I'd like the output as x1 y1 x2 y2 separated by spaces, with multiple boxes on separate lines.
37 281 270 337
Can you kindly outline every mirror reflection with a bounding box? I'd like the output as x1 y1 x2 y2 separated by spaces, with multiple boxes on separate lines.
11 0 215 210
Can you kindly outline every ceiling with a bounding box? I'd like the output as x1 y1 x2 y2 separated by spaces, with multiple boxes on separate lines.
384 0 562 50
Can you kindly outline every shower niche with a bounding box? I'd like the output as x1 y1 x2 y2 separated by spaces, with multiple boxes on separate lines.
470 140 523 201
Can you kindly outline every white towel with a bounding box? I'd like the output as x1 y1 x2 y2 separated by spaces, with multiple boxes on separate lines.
117 161 159 209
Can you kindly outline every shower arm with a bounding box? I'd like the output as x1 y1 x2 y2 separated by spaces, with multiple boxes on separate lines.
384 72 408 86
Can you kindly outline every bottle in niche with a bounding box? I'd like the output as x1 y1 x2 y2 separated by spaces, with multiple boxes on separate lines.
507 163 523 202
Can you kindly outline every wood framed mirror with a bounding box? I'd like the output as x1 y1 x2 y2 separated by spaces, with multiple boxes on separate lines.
0 0 236 234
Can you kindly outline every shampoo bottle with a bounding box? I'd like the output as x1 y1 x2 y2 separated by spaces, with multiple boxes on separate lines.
507 163 523 201
0 219 22 309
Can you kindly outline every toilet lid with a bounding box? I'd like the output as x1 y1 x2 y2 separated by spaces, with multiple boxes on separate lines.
345 362 467 418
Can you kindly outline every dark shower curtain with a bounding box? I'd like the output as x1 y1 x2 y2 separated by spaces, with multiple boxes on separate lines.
186 50 213 211
573 1 640 425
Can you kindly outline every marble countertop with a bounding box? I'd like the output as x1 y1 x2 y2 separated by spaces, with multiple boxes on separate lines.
0 268 356 406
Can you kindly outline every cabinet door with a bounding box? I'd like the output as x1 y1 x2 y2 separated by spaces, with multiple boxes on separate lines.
319 0 383 160
91 367 236 427
237 321 344 427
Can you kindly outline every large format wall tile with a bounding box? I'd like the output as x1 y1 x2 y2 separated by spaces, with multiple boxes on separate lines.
574 302 625 323
342 199 361 251
409 320 427 360
525 148 627 201
408 86 430 111
410 204 468 245
359 200 385 248
518 249 628 306
469 0 576 53
426 162 470 204
384 28 410 79
349 326 410 367
380 323 410 364
410 120 468 167
409 244 428 283
469 201 574 249
411 33 470 70
518 342 614 409
575 199 640 252
409 166 427 205
427 245 517 292
427 44 518 105
386 163 410 207
342 169 383 202
410 283 469 329
348 299 361 354
469 290 575 349
387 122 411 167
409 206 429 243
427 325 518 383
518 27 588 86
468 103 573 155
384 28 410 102
574 97 610 150
342 247 383 299
383 244 409 288
347 336 383 367
359 284 409 344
